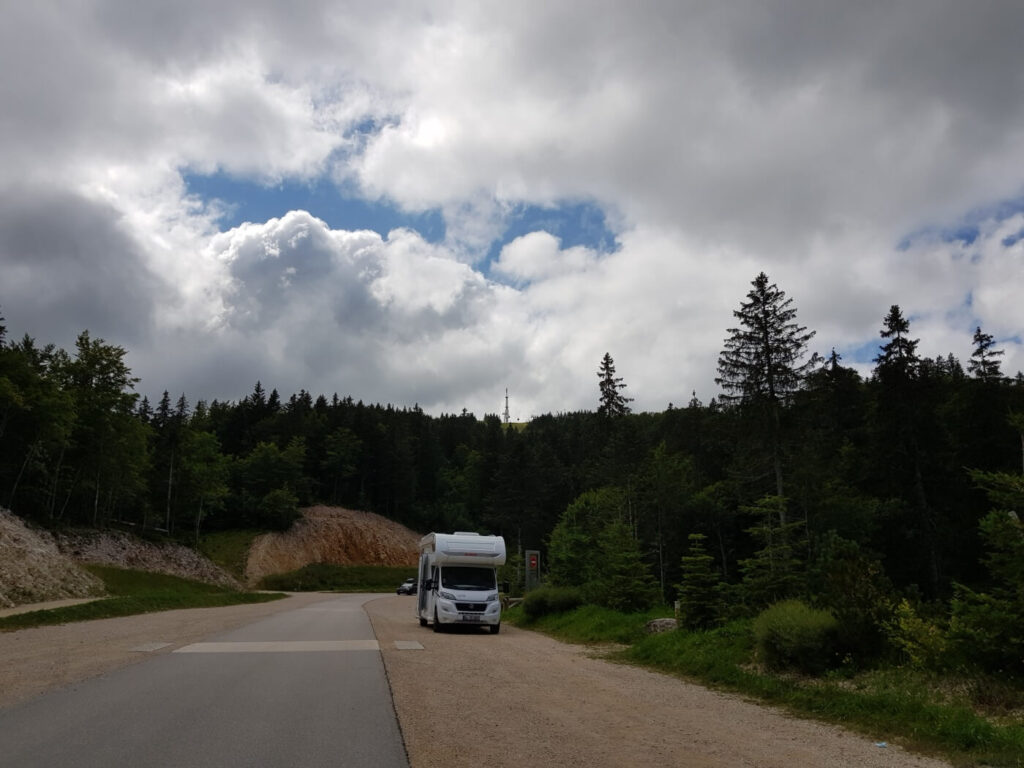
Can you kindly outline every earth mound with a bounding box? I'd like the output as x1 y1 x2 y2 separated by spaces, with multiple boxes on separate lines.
245 506 421 586
0 508 104 608
52 528 241 589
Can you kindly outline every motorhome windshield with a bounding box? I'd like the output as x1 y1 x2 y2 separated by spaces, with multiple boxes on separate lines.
440 566 496 591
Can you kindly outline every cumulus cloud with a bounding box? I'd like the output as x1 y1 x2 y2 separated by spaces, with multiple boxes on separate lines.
1 1 1024 419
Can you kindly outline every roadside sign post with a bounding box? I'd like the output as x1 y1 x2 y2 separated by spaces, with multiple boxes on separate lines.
525 549 540 591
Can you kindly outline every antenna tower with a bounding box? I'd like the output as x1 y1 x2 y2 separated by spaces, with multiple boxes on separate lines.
503 388 510 425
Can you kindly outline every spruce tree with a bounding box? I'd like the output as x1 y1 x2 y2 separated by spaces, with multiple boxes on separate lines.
676 533 721 629
597 353 632 417
967 326 1004 381
870 305 944 594
594 518 660 611
739 495 805 609
716 272 816 509
873 305 919 379
716 272 817 405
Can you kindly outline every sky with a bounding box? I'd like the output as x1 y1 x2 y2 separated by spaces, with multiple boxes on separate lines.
2 1 1024 419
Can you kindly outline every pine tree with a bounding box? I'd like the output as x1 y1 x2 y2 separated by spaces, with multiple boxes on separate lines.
870 306 943 594
967 326 1004 381
597 353 633 417
594 517 660 611
739 495 805 609
716 272 817 405
716 272 816 508
676 533 721 629
873 305 919 379
136 396 152 423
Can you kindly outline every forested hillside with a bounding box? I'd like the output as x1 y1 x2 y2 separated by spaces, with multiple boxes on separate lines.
2 277 1023 669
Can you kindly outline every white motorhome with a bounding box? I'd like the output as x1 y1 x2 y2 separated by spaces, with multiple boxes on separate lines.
416 532 506 634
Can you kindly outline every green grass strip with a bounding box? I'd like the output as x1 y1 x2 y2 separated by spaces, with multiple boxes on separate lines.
0 565 285 632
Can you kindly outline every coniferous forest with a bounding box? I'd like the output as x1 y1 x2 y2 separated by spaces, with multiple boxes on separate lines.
2 272 1024 673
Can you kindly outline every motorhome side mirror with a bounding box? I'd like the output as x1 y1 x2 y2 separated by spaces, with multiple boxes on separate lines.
422 579 433 590
500 581 510 594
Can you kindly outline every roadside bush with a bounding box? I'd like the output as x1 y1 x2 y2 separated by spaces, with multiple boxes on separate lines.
522 586 586 621
809 533 895 663
753 599 839 674
885 598 949 671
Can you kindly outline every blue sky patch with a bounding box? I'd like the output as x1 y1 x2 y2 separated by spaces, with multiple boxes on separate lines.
898 192 1024 250
1002 229 1024 247
486 200 618 266
185 172 619 270
843 339 882 365
184 171 447 242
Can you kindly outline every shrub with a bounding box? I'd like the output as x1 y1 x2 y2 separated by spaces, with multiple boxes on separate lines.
885 598 949 671
522 586 586 621
809 533 895 663
753 599 839 674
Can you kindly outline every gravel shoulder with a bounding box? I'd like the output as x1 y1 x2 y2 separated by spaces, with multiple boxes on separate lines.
366 595 951 768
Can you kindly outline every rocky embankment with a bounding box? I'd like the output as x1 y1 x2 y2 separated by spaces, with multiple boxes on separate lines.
51 528 241 589
0 508 104 608
245 505 420 586
0 505 422 607
0 507 240 608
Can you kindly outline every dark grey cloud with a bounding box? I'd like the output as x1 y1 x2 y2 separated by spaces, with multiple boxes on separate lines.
0 186 163 348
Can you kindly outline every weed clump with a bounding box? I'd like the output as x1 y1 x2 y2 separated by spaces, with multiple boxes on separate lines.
521 586 586 620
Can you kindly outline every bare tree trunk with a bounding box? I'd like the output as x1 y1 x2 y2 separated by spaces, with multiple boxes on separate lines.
194 497 204 548
92 469 101 527
165 449 174 533
48 443 66 519
8 441 38 508
57 470 78 521
771 402 785 524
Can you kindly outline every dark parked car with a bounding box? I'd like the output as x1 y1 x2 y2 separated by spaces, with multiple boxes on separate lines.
397 578 417 595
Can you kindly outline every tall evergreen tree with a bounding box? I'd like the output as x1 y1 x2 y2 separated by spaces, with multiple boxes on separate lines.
716 273 817 405
597 353 633 417
873 305 919 379
967 326 1004 381
870 306 946 594
716 272 816 508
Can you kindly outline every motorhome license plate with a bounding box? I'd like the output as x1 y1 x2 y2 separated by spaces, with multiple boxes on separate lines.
459 613 482 622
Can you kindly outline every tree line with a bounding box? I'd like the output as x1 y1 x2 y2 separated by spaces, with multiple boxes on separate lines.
2 276 1023 666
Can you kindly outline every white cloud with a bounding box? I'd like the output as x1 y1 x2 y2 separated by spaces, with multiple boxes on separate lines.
2 1 1024 419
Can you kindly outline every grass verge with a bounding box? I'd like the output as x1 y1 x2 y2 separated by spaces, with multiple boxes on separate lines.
508 606 1024 767
0 566 284 632
197 530 263 580
258 563 416 592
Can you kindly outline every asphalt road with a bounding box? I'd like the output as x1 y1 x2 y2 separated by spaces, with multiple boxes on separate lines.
0 594 409 768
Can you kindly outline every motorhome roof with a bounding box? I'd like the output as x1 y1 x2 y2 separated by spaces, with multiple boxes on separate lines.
418 532 506 564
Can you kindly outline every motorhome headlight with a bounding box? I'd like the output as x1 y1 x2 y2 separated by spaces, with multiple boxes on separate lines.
439 590 457 601
486 592 499 602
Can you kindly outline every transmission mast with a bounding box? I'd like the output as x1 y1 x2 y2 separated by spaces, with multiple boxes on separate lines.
503 388 510 425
